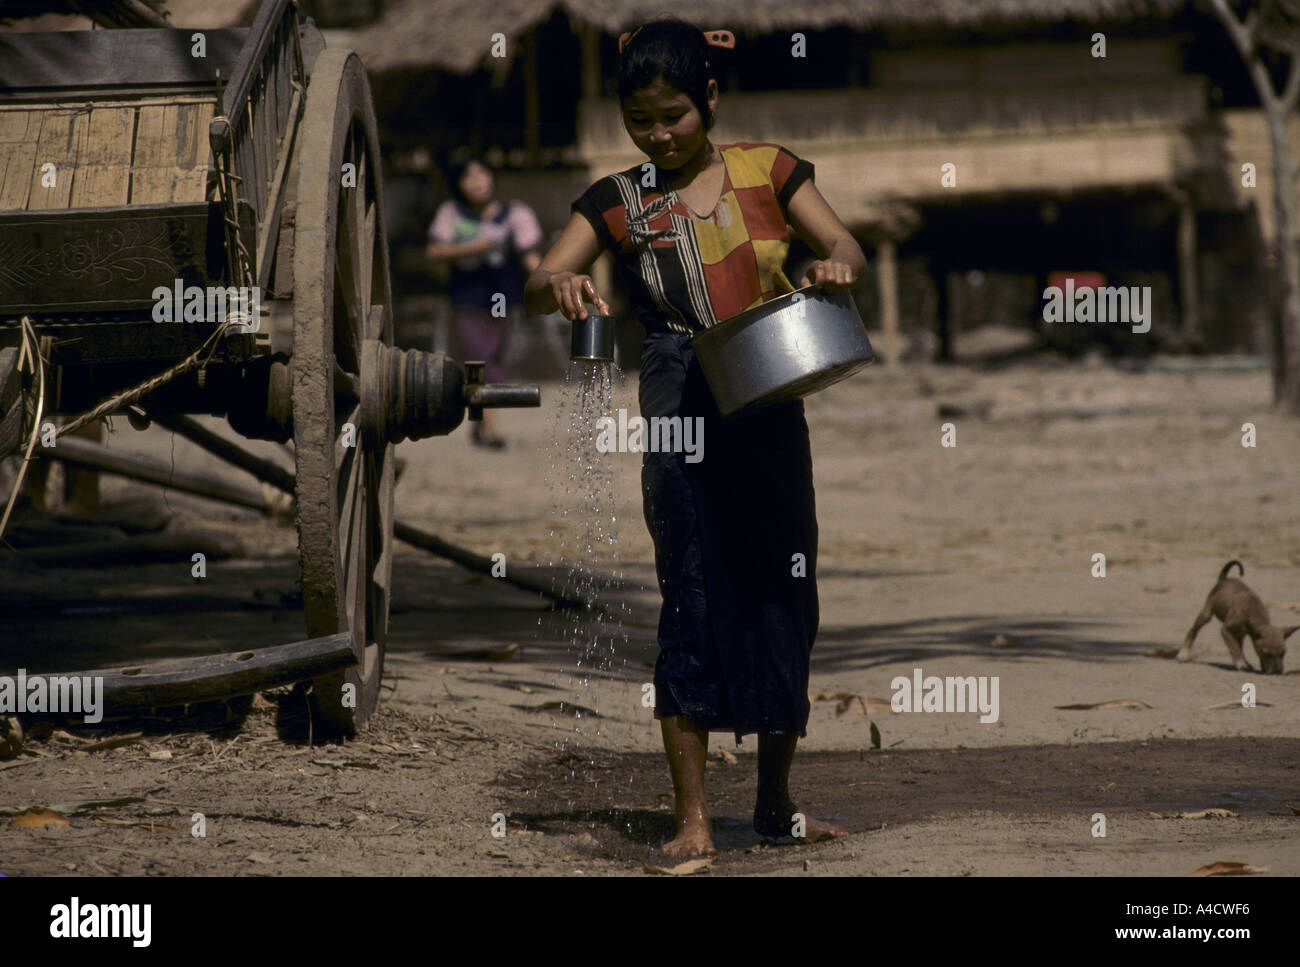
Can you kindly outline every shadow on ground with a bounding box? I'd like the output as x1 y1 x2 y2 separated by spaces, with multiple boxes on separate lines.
2 551 1172 685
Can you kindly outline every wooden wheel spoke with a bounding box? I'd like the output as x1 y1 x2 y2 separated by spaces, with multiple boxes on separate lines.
342 140 363 297
331 128 368 370
334 231 362 371
354 127 368 207
356 193 374 318
343 463 366 638
335 403 361 511
347 127 374 331
336 431 365 634
365 449 393 634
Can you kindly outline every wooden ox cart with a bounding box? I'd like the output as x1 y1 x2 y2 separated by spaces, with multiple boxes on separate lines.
0 0 540 736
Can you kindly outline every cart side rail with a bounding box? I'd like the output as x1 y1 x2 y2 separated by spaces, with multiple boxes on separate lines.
211 0 303 289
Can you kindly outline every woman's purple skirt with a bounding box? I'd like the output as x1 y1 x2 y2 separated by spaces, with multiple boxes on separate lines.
452 306 511 384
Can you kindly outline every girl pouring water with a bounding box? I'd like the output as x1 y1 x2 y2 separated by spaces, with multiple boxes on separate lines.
524 19 866 859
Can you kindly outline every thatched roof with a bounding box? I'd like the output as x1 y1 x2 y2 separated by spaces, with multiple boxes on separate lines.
350 0 556 73
565 0 1189 32
0 0 167 27
0 0 262 29
349 0 1190 73
159 0 258 29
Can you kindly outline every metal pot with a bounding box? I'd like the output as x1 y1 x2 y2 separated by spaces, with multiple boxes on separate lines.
691 285 874 416
570 313 616 362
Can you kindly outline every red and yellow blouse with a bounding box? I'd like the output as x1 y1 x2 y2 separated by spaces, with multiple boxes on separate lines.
571 142 814 335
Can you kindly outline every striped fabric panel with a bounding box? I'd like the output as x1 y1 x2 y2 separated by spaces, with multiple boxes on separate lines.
572 142 814 334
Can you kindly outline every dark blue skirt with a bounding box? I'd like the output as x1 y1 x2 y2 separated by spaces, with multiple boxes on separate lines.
639 331 820 741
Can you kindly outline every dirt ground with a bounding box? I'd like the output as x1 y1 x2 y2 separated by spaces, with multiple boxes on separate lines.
2 330 1299 876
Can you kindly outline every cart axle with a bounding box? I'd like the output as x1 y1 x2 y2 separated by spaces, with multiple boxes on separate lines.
225 340 540 444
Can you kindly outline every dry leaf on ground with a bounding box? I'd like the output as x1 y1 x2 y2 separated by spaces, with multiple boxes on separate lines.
11 807 69 829
1189 861 1267 877
1203 700 1272 710
1144 648 1179 659
78 733 143 753
644 857 712 876
1148 808 1237 820
1055 699 1153 710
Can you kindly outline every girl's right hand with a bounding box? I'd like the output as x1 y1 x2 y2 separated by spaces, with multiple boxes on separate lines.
550 272 611 320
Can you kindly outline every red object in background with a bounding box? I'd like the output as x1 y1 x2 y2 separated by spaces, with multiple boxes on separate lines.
1047 270 1106 291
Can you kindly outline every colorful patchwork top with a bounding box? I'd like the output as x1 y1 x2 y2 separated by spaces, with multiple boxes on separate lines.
571 142 814 335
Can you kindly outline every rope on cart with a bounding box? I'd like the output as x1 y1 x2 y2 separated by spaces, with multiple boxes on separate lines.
0 317 47 542
1 312 245 542
54 320 241 440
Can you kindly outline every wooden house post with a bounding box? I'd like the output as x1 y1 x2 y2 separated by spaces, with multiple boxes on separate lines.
524 27 540 166
877 238 901 365
578 21 614 307
1176 193 1199 341
580 21 601 99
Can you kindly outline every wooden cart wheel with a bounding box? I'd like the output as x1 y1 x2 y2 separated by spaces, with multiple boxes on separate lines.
292 49 395 737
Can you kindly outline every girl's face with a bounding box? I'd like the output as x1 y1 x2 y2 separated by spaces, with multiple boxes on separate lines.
458 161 494 205
621 76 717 170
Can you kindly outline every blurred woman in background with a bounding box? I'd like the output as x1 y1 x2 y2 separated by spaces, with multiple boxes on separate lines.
427 153 543 448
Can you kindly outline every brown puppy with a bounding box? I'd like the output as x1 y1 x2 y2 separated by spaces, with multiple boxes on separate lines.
1178 560 1298 674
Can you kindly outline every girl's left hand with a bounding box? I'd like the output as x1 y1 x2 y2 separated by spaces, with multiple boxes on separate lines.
799 259 856 292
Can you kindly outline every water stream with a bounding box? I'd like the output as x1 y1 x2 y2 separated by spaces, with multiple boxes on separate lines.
539 359 635 806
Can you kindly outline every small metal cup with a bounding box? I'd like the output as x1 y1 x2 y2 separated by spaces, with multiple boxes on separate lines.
570 313 615 362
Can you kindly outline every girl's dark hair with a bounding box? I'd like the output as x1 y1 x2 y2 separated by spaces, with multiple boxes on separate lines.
443 150 490 205
616 19 718 130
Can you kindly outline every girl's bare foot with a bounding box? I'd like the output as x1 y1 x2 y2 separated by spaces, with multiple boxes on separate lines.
658 716 715 858
753 799 847 843
658 820 718 860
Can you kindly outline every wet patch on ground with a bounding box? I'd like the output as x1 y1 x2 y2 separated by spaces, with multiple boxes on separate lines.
498 738 1300 871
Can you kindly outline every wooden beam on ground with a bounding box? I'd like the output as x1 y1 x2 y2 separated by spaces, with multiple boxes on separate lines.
149 412 296 494
25 632 355 717
46 434 279 512
394 520 591 609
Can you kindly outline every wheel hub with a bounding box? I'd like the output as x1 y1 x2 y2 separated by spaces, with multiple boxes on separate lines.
359 339 466 447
